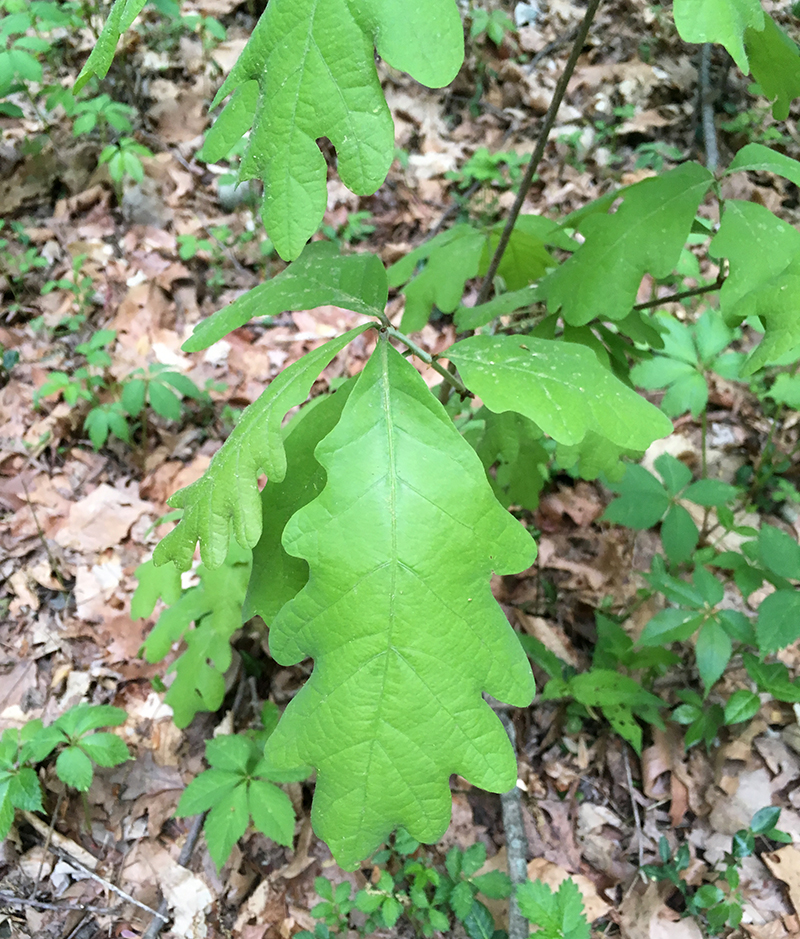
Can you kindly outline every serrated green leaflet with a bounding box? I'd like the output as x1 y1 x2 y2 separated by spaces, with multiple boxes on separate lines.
745 15 800 120
447 334 672 449
265 340 535 869
155 324 373 571
183 244 387 353
244 385 353 624
539 163 713 325
210 0 462 259
73 0 148 93
673 0 763 72
726 143 800 187
710 200 800 374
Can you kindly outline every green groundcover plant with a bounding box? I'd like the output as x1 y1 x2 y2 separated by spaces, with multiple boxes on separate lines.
87 0 800 876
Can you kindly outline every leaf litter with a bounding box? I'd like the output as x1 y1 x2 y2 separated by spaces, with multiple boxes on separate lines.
0 0 799 936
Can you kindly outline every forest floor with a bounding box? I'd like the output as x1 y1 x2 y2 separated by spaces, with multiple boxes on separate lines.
1 0 800 938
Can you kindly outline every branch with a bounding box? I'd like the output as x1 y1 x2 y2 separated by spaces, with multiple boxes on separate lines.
385 327 472 398
475 0 603 306
498 711 529 939
699 44 719 172
633 274 725 311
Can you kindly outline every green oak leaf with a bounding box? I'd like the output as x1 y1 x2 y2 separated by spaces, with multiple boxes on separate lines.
710 200 800 374
745 15 800 120
154 325 373 571
447 334 672 450
155 547 251 728
183 243 387 353
74 0 148 93
244 385 353 624
265 340 536 869
389 225 487 333
539 163 714 325
130 558 182 619
210 0 463 259
673 0 763 72
473 409 548 511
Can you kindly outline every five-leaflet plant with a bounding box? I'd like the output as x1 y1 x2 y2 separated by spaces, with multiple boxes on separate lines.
88 0 800 873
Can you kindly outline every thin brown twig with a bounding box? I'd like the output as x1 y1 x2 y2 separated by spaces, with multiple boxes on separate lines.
632 274 725 311
475 0 603 307
0 892 120 916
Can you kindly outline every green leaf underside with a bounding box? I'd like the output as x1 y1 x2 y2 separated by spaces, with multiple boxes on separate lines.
265 340 536 869
539 163 713 325
154 324 372 571
710 200 800 373
74 0 148 93
183 243 388 353
447 334 672 449
211 0 463 259
673 0 763 72
244 385 353 623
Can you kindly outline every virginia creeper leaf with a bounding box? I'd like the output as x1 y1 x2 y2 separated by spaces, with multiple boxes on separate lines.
745 15 800 120
211 0 463 259
756 591 800 653
155 324 373 571
673 0 763 72
265 340 536 869
203 781 249 869
74 0 148 93
244 385 353 624
183 244 387 353
447 334 672 450
539 163 713 325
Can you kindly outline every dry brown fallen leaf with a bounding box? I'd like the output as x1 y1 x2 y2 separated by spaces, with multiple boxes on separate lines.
764 847 800 917
619 881 703 939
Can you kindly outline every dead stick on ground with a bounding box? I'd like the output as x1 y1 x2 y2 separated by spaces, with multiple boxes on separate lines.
499 711 529 939
622 747 644 867
0 892 121 916
141 811 208 939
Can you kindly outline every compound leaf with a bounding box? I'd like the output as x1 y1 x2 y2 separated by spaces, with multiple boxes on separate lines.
539 163 713 325
155 325 372 571
265 340 536 869
673 0 763 72
183 244 387 353
211 0 463 259
447 334 672 450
